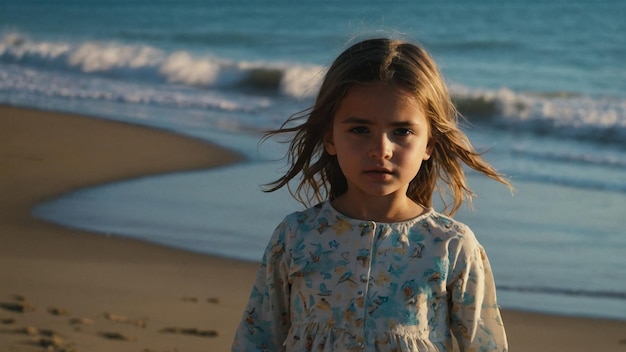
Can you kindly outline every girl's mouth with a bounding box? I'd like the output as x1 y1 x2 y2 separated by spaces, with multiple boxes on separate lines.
364 169 393 180
365 167 393 174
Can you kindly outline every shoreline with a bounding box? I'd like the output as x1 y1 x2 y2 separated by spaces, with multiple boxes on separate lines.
0 105 257 352
1 105 626 351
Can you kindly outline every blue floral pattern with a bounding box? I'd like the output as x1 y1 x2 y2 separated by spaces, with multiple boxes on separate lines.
232 202 507 351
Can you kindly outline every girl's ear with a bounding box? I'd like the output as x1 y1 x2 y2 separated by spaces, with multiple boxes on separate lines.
324 130 337 155
423 138 434 160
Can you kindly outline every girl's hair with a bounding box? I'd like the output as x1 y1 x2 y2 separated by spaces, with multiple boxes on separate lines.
263 37 511 215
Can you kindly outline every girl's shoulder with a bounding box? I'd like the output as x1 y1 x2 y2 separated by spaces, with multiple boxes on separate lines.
423 210 470 233
285 202 330 220
281 202 329 226
418 210 480 246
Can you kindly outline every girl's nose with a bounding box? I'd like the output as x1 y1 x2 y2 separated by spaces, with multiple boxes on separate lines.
369 133 392 160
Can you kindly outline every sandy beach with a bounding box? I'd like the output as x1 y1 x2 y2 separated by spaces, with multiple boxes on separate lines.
1 105 625 352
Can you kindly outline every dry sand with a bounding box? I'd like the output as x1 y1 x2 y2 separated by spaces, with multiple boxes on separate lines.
1 105 625 351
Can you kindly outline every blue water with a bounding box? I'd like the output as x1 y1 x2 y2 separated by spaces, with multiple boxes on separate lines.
2 0 626 320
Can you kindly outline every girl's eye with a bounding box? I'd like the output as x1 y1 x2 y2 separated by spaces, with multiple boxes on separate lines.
350 126 369 134
394 128 413 136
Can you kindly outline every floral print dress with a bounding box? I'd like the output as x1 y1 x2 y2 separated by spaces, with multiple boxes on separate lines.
232 202 507 351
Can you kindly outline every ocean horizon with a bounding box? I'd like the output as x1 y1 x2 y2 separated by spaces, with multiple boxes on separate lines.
3 0 626 321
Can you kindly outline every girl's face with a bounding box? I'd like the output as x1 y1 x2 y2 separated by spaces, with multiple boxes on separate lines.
324 83 433 202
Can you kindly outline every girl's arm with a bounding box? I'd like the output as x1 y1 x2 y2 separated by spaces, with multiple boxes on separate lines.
231 222 291 351
449 239 508 351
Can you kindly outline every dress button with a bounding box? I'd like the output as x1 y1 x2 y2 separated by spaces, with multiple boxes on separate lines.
360 274 368 282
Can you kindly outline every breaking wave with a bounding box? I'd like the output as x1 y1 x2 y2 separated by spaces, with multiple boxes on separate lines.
0 33 324 98
1 33 625 145
451 85 626 146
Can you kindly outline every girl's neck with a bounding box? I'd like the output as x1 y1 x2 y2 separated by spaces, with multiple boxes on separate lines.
331 194 426 223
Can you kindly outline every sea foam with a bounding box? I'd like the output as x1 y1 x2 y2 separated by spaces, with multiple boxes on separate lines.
0 33 323 97
1 33 625 145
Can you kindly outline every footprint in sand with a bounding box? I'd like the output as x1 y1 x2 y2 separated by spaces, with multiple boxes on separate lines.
69 317 94 326
0 294 36 313
160 327 219 337
0 301 36 313
104 312 147 328
1 326 74 351
181 296 221 304
48 307 71 316
99 331 137 341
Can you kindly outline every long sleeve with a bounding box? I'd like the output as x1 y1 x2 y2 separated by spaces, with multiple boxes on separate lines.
231 221 291 352
449 239 508 351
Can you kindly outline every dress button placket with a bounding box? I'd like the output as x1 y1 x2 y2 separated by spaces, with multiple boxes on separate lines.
357 222 375 349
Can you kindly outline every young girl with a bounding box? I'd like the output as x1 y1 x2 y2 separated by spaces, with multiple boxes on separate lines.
232 38 511 351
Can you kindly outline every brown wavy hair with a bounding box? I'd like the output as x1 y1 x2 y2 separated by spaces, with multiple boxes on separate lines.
263 37 512 215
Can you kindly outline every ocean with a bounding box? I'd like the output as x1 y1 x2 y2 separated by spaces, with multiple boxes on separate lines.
2 0 625 321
